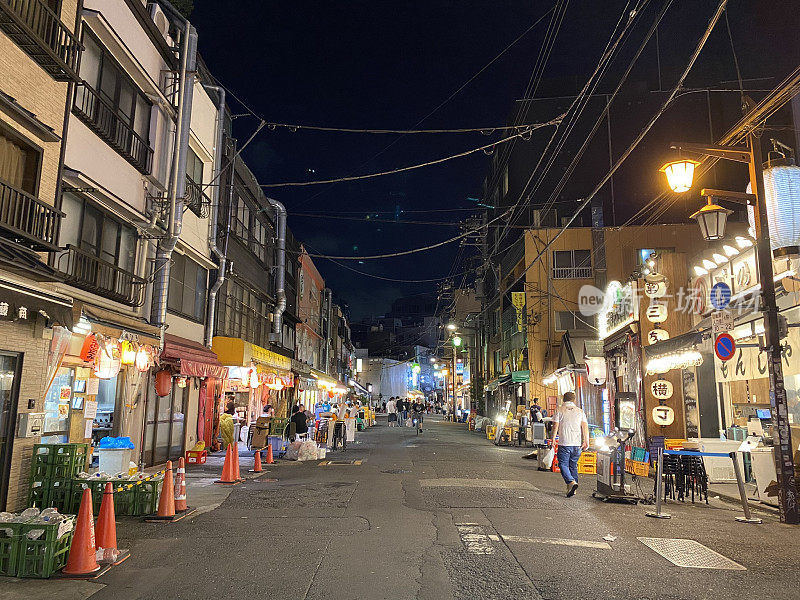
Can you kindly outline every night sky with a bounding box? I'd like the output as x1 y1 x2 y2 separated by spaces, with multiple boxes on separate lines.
189 1 800 319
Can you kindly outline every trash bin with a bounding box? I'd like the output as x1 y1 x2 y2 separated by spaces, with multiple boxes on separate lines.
98 448 132 475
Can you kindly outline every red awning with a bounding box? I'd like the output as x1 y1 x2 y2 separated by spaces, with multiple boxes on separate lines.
161 334 228 379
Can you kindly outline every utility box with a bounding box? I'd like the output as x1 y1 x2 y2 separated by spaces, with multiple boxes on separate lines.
18 412 45 437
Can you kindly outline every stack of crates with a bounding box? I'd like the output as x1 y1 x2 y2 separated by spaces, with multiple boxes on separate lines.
68 477 161 517
0 516 75 578
28 444 89 512
578 451 597 474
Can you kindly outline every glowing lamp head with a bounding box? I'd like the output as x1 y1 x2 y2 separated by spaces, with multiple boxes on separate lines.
660 159 700 193
452 336 462 347
690 198 732 241
446 323 457 331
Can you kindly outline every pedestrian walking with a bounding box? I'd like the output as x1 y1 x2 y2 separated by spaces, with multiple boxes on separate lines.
386 397 398 426
550 391 589 497
397 397 407 427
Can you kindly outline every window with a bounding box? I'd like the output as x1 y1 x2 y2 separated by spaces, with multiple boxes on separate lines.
79 30 151 143
216 278 271 348
554 311 593 332
186 148 203 184
637 247 673 265
58 192 137 271
167 252 207 322
0 127 41 195
494 350 501 375
552 249 592 279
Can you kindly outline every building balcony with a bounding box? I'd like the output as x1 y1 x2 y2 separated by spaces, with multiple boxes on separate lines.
551 266 593 280
56 244 146 306
0 0 81 81
184 175 210 218
73 82 153 175
0 178 63 251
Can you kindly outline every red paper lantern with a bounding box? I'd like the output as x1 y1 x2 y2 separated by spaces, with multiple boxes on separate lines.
79 333 99 362
328 391 334 399
155 368 172 397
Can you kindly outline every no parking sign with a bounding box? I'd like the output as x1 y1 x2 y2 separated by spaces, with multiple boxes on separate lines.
714 333 736 362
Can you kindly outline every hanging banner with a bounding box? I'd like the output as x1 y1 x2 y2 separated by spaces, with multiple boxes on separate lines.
511 292 526 332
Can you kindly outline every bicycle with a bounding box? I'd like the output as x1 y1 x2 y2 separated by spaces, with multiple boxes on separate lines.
412 412 423 435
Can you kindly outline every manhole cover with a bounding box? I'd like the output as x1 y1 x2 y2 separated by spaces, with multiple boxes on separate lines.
637 538 746 570
381 469 410 474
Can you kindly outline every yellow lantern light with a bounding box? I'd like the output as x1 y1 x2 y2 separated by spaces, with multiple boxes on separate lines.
659 159 700 193
176 376 187 388
120 341 136 365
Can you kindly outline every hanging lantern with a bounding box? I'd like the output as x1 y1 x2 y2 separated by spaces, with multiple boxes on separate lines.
652 405 675 426
585 356 607 386
660 159 700 193
94 338 121 379
746 164 800 256
691 198 732 241
176 376 188 388
650 379 674 400
647 327 670 345
328 391 335 399
155 368 172 397
135 345 151 372
646 303 668 323
643 273 668 298
248 368 260 389
120 341 136 365
79 333 99 362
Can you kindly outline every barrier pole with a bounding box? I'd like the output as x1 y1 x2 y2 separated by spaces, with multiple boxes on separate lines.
646 447 671 519
730 451 762 524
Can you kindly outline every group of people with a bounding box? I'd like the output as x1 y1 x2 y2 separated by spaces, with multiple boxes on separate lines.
385 396 426 430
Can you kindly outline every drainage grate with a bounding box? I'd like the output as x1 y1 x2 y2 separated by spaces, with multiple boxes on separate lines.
637 538 746 570
319 459 362 466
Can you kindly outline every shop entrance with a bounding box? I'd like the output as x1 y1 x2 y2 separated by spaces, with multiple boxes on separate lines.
143 380 188 467
0 352 22 510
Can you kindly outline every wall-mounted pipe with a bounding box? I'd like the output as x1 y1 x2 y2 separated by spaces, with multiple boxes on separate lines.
266 197 287 343
203 84 226 347
150 5 197 332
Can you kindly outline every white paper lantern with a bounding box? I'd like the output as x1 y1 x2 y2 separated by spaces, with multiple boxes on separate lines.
585 356 607 386
652 405 675 426
647 328 670 345
747 164 800 256
646 303 668 323
650 380 674 400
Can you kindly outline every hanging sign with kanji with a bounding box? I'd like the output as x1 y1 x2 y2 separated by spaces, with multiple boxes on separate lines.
511 292 526 332
646 303 668 323
647 327 670 345
652 405 675 426
650 379 674 400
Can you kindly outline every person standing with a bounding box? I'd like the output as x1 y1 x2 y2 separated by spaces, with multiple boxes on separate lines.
386 397 398 426
397 397 406 427
550 391 589 497
290 404 309 439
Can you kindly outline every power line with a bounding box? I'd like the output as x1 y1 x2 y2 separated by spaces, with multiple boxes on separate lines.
259 119 562 188
258 122 553 135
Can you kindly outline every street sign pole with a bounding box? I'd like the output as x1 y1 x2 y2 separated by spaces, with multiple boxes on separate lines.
749 130 798 524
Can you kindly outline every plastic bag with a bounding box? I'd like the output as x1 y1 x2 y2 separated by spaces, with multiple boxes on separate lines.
541 447 555 469
297 441 318 462
285 441 302 460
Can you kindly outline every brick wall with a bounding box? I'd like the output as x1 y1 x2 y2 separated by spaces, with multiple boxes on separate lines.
1 319 49 511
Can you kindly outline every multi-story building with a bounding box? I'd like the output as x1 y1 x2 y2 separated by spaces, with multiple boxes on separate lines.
296 245 324 371
0 0 82 510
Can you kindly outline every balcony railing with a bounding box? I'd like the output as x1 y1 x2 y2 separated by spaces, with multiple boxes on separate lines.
0 0 81 81
552 266 593 280
184 176 210 218
57 245 146 306
0 178 63 251
73 82 153 175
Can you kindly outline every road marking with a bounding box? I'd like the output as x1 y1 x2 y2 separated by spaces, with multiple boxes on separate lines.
457 524 496 555
420 478 537 490
500 535 612 549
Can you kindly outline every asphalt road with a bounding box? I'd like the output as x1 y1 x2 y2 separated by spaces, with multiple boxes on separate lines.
8 416 800 600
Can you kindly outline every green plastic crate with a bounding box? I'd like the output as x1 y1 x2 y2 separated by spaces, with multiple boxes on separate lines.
15 517 75 578
131 479 161 516
68 480 133 515
0 524 20 577
31 444 89 480
28 479 72 512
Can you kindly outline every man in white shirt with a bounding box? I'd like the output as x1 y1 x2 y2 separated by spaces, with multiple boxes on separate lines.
550 392 589 497
386 397 398 426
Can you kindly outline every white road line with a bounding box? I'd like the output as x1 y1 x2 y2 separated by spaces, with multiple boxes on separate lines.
457 524 497 555
500 535 612 550
420 478 538 490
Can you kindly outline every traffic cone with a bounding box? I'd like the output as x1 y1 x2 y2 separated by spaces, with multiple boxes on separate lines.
95 482 119 563
174 457 187 512
63 488 100 575
250 449 263 473
232 442 242 481
265 442 274 465
215 444 237 484
156 461 175 517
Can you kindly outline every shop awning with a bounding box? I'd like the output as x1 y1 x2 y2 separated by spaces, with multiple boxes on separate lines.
211 336 291 371
162 334 228 379
82 304 161 345
351 379 369 395
511 370 530 383
486 378 500 392
0 277 73 328
497 374 512 386
643 331 704 361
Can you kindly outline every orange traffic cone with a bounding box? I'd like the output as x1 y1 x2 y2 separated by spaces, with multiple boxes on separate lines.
250 449 263 473
215 444 237 484
63 488 100 575
265 443 274 465
174 457 187 512
156 461 175 517
95 482 119 563
232 442 243 481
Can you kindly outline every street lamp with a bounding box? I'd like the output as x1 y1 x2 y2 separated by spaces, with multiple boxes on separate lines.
659 129 798 524
446 323 457 331
452 336 462 347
